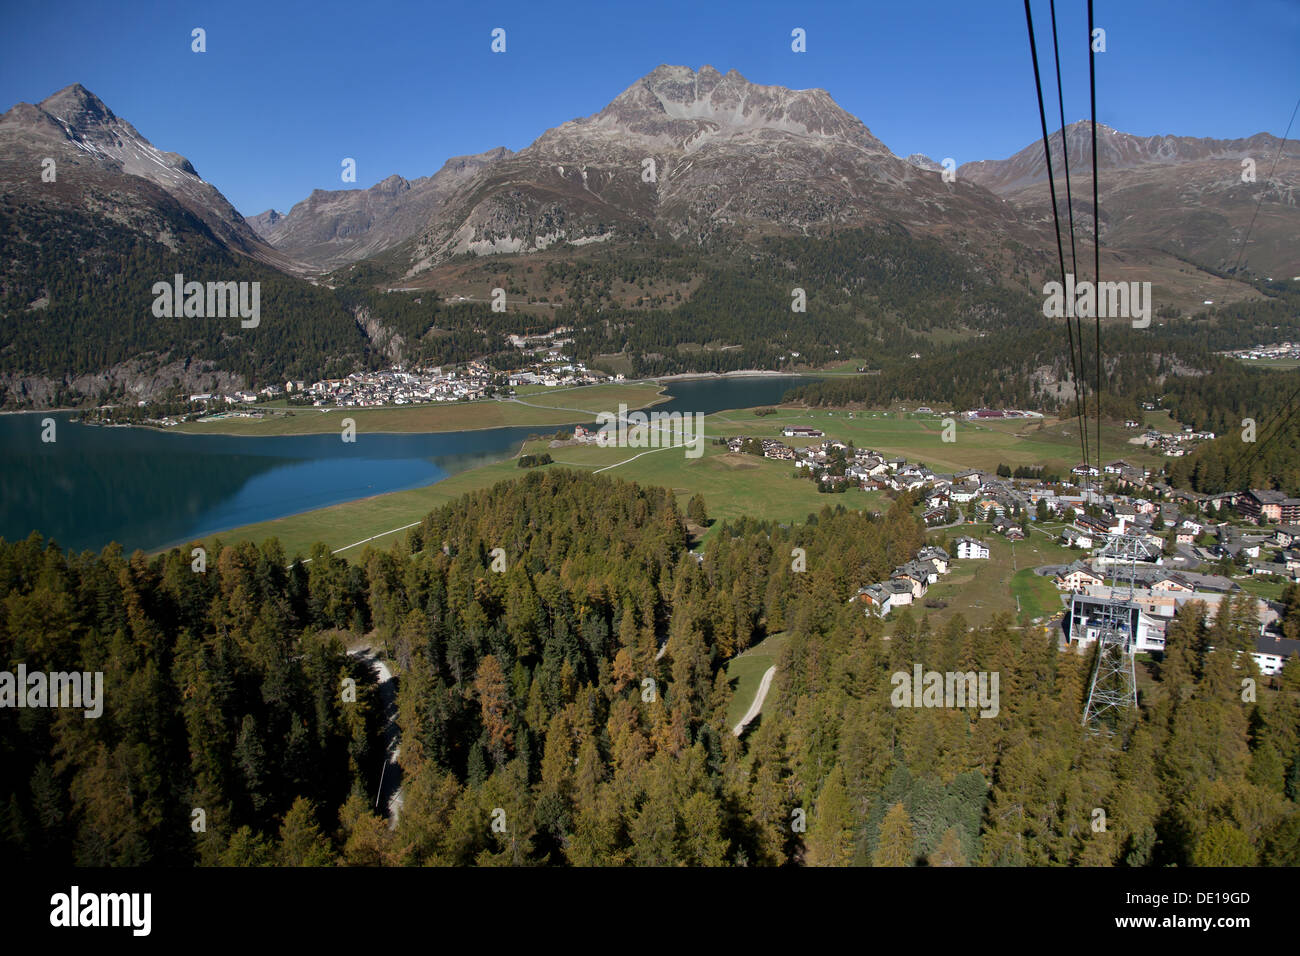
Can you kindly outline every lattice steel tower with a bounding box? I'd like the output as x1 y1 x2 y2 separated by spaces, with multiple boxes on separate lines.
1080 532 1155 730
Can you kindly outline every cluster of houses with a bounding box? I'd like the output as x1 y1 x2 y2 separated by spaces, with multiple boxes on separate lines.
852 544 959 617
1049 490 1300 580
186 350 614 415
725 424 1299 581
302 363 497 407
850 537 994 618
963 408 1041 421
507 363 605 388
504 325 576 352
1049 492 1300 673
1126 425 1216 457
186 363 503 410
1219 342 1300 362
188 383 291 405
502 328 616 388
723 433 952 495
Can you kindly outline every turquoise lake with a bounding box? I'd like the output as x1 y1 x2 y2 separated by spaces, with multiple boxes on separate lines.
0 375 821 554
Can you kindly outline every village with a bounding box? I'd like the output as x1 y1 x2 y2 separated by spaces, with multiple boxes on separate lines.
186 356 606 413
1122 410 1217 458
1219 341 1300 363
693 425 1300 677
172 347 606 421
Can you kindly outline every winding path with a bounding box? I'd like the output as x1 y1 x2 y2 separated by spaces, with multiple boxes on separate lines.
732 665 776 737
350 647 403 829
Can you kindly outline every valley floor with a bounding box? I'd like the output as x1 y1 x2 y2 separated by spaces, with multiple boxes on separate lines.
179 404 1165 612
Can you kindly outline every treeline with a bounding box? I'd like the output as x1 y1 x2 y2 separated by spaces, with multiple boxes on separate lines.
785 326 1062 411
1155 276 1300 353
1168 416 1300 496
332 267 551 369
997 463 1062 482
1160 365 1300 495
785 324 1287 434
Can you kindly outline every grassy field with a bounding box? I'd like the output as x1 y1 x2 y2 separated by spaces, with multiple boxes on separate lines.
803 358 870 375
1011 567 1068 622
1143 409 1180 433
168 382 667 436
1234 576 1290 601
170 424 889 562
1234 357 1300 370
917 523 1079 628
725 631 790 730
546 437 889 528
707 407 1165 475
174 402 1154 569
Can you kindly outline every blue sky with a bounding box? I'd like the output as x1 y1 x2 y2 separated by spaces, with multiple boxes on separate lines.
2 0 1297 216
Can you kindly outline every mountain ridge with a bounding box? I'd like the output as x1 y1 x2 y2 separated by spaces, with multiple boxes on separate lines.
0 83 306 274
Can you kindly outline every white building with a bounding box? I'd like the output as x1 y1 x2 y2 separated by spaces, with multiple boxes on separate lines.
1065 594 1167 654
1253 635 1300 676
955 537 990 560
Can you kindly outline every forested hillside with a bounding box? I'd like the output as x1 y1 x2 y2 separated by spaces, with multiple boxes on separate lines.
3 470 1297 866
560 226 1046 376
0 201 372 398
331 225 1050 378
0 535 380 865
784 326 1205 414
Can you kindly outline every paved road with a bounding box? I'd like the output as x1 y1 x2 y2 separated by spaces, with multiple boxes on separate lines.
929 506 966 530
497 395 606 417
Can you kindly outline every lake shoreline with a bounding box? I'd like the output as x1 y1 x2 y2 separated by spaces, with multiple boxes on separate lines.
1 375 829 555
65 384 671 438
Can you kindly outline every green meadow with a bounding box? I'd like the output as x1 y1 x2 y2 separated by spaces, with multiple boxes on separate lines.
724 631 791 731
916 522 1079 629
173 404 1161 590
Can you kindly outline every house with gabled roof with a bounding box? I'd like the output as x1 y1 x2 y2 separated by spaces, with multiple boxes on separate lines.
884 579 914 606
891 563 931 596
917 546 949 574
1254 634 1300 676
1056 560 1104 591
853 584 893 617
1061 527 1093 549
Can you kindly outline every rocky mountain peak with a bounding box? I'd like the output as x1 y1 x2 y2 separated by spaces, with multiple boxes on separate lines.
38 83 117 128
960 119 1299 195
582 64 881 152
375 173 411 194
0 83 300 271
